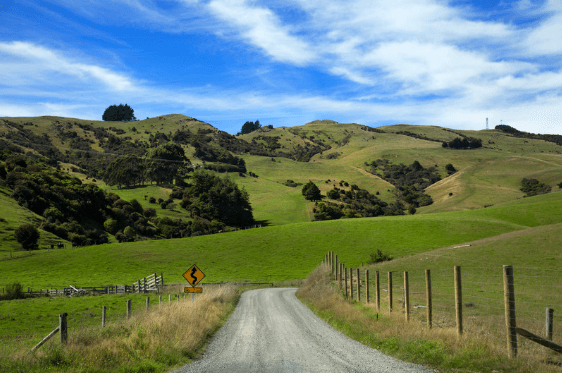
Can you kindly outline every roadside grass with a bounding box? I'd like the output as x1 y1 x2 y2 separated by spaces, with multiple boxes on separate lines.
296 265 559 373
0 284 240 373
0 281 299 373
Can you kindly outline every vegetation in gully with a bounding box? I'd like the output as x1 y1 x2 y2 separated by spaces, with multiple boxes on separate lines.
2 113 562 372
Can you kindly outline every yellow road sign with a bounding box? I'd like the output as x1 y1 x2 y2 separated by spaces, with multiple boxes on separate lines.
183 264 205 287
184 287 203 293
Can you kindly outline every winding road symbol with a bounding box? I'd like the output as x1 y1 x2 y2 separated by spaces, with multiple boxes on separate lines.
183 264 205 287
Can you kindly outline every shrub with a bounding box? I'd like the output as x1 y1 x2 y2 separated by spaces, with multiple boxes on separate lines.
143 208 156 218
124 226 136 240
5 282 24 300
149 196 156 204
15 224 40 250
367 249 393 264
408 205 417 215
326 189 340 200
521 178 551 197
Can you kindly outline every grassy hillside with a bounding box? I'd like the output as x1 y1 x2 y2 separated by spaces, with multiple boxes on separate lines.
1 191 560 291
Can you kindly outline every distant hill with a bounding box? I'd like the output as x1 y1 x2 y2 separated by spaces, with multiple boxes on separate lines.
1 115 562 252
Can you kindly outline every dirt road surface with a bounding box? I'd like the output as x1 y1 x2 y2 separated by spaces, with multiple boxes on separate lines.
172 288 433 373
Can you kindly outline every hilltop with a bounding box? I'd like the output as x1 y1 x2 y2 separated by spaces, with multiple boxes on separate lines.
1 114 562 253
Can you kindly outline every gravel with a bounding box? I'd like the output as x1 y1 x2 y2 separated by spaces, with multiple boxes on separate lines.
171 288 433 373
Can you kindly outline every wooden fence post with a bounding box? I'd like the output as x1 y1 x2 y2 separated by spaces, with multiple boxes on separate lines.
454 266 462 337
59 313 67 344
349 268 353 302
102 306 106 328
365 270 370 304
161 272 164 292
345 267 348 299
547 308 554 341
159 295 162 306
426 269 432 329
388 272 393 312
503 265 517 358
146 297 150 311
127 300 132 320
356 268 361 302
339 263 343 290
375 270 380 312
404 271 410 322
335 255 339 281
168 294 171 305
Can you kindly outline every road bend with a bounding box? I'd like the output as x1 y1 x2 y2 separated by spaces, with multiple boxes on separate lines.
172 288 433 373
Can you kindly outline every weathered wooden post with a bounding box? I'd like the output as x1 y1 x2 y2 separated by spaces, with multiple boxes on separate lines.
159 295 162 306
168 294 171 305
59 313 67 344
335 255 339 281
375 270 380 312
102 306 106 328
161 272 164 292
388 272 393 312
404 271 410 322
127 300 132 320
454 266 463 337
503 265 517 358
350 268 354 301
146 297 150 311
356 268 361 302
426 269 432 329
365 270 370 304
144 277 147 293
338 263 343 290
343 267 348 299
547 308 554 341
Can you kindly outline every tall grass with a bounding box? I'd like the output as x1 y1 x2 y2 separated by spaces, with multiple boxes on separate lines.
1 285 239 373
296 264 560 373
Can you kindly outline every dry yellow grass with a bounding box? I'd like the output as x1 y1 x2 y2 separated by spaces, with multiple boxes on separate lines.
297 264 561 373
3 285 238 372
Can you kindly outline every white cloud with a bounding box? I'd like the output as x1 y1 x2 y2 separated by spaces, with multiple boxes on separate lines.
523 13 562 55
207 0 315 65
0 41 135 92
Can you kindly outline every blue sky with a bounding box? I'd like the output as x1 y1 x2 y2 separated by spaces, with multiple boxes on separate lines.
1 0 561 135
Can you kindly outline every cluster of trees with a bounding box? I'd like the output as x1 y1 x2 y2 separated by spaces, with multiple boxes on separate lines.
442 137 482 149
103 143 191 188
177 170 254 226
302 181 322 201
102 104 136 122
239 120 262 135
367 159 441 208
520 178 551 197
316 184 403 220
0 150 254 249
496 124 562 146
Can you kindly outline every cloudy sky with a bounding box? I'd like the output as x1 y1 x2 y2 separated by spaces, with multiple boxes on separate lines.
1 0 561 135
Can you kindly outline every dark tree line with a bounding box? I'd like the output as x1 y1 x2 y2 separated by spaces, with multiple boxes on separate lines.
442 137 482 149
238 120 261 135
496 124 562 146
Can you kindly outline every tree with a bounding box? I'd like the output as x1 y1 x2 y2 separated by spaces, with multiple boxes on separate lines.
302 180 322 201
102 104 136 122
144 143 190 185
239 120 262 135
445 163 457 175
103 154 145 188
15 224 40 250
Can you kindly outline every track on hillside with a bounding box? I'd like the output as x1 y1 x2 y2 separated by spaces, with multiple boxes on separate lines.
171 288 432 373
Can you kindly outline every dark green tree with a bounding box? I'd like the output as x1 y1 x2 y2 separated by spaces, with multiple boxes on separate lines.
102 104 136 121
15 224 40 250
239 120 262 135
103 154 145 188
144 143 190 185
302 180 322 201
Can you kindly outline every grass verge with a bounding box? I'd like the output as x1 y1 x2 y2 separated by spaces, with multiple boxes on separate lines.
296 265 560 373
0 285 242 373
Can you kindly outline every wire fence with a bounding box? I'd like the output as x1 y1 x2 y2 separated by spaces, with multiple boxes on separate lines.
323 251 562 360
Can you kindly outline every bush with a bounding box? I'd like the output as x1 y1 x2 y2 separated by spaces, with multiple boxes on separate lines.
521 178 551 197
326 189 340 200
15 224 40 250
4 282 24 300
149 196 156 203
367 249 393 264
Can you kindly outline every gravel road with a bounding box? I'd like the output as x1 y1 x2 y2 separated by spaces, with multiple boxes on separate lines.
171 288 433 373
